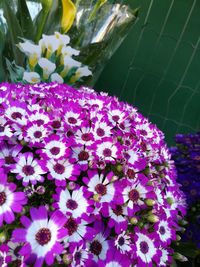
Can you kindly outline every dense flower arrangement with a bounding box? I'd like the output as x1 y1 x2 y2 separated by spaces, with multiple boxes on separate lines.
171 133 200 249
0 82 186 267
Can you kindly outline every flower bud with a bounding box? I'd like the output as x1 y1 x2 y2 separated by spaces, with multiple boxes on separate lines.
179 219 188 226
176 235 181 241
173 252 188 262
0 232 6 243
130 217 138 225
145 199 155 206
36 185 45 195
68 182 76 190
63 253 73 265
20 140 27 146
116 164 123 172
147 214 159 223
93 194 100 202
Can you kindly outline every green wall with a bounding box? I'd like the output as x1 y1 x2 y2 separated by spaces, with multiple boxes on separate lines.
96 0 200 145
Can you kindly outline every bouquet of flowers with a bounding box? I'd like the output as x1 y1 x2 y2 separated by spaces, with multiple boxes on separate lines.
0 82 186 266
171 133 200 263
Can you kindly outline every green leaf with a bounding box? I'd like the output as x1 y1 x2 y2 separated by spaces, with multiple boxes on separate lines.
6 59 25 83
174 242 200 259
2 0 24 65
0 28 6 82
16 0 34 39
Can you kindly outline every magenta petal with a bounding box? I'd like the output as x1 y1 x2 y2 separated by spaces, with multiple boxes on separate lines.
12 229 26 242
30 206 47 221
4 210 15 224
45 251 54 265
50 210 66 227
21 215 32 227
34 257 44 267
57 228 68 239
11 202 23 213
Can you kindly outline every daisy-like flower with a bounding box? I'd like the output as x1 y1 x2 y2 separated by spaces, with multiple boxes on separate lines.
75 127 94 146
64 110 82 127
70 245 91 267
11 152 46 186
0 172 27 226
53 187 93 219
4 104 27 125
154 219 176 245
46 158 80 186
0 142 22 170
133 228 161 267
159 247 173 266
92 120 113 140
39 135 69 160
107 109 126 125
71 145 93 171
115 231 132 254
12 206 67 267
23 122 48 145
63 217 95 245
83 170 115 205
93 138 121 163
124 149 147 171
0 244 12 267
122 174 155 214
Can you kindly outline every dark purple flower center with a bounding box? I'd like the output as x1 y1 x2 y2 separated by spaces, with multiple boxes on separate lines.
81 133 91 142
118 237 125 246
65 218 78 235
96 128 105 137
52 120 61 129
0 126 4 132
34 131 42 138
140 129 147 136
90 240 102 256
35 228 51 246
66 199 78 210
53 163 65 174
159 226 166 235
74 252 82 261
95 183 107 196
112 205 123 216
11 112 22 120
0 192 6 206
36 119 44 125
68 117 77 124
78 151 89 161
50 146 60 155
127 169 135 179
119 123 125 130
5 155 15 164
112 115 120 122
22 165 35 176
103 148 112 157
128 189 139 201
140 241 149 254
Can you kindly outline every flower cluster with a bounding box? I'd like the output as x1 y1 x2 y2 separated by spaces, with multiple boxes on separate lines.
0 82 186 266
10 33 92 85
171 133 200 248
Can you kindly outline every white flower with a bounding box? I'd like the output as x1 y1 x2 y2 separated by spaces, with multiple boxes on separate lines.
51 73 64 83
54 32 70 46
57 187 89 218
61 46 80 56
23 72 41 84
75 66 92 78
115 232 131 253
96 141 118 162
63 56 81 68
136 233 157 264
18 40 41 58
39 34 60 53
38 58 56 78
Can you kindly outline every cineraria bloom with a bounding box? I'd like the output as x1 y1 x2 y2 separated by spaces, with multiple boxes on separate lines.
133 228 161 267
154 219 176 245
114 231 132 254
38 135 69 160
46 158 80 186
122 174 155 213
93 138 121 163
12 206 67 267
11 152 46 186
0 172 27 226
0 142 22 170
63 217 95 245
83 170 115 205
53 187 93 219
0 83 187 266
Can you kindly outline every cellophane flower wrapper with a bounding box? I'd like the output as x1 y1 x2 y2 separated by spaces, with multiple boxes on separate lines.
0 82 186 267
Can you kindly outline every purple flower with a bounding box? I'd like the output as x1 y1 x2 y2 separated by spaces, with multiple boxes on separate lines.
0 172 27 226
12 206 67 267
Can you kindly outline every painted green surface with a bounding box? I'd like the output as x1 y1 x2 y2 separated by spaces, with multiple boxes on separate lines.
96 0 200 145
